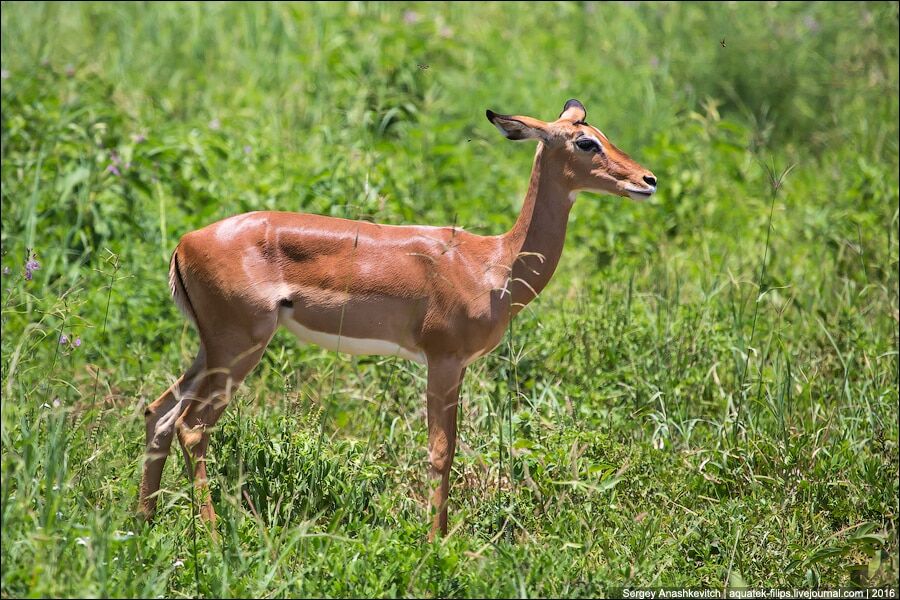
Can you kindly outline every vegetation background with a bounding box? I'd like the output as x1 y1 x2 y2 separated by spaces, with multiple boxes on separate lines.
1 1 898 597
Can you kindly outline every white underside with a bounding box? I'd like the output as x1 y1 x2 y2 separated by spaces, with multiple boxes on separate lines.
278 307 427 364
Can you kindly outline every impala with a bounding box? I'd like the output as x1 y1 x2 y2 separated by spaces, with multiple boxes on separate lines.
139 99 657 538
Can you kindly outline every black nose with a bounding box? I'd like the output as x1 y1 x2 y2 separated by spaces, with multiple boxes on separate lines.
643 175 657 187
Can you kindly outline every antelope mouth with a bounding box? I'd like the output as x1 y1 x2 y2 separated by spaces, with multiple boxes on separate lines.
626 187 655 201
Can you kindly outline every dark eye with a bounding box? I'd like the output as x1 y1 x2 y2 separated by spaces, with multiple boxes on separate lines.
575 138 600 152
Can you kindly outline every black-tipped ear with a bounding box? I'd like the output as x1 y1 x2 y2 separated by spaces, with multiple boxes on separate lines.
486 110 549 141
559 99 586 122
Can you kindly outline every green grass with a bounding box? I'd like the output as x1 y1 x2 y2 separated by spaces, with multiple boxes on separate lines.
1 1 898 597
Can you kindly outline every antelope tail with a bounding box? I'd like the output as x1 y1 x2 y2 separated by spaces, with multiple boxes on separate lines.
168 248 198 328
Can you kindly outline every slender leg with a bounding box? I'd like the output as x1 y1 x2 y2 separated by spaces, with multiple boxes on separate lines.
175 369 234 529
425 355 466 540
139 348 206 521
176 323 275 531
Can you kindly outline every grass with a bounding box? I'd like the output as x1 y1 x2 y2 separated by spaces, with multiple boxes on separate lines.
1 1 898 597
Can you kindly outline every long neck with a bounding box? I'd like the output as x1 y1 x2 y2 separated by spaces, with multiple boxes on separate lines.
503 144 574 315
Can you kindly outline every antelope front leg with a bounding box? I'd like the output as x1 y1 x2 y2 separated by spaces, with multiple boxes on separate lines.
425 356 466 540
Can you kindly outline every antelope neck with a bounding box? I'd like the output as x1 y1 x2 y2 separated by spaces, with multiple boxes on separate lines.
503 144 575 314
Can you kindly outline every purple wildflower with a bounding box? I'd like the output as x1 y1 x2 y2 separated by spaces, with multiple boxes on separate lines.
74 337 82 348
803 15 820 33
59 334 69 345
131 133 146 144
24 255 40 280
243 145 252 154
403 10 420 24
106 151 129 175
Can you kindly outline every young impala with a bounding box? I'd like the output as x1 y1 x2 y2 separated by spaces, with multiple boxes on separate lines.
139 99 657 539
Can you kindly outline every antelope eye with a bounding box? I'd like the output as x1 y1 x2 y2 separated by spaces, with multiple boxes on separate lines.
575 138 600 152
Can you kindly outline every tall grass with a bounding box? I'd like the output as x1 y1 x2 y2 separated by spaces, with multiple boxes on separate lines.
2 1 898 596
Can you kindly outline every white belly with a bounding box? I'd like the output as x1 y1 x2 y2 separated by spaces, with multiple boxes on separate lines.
278 308 426 364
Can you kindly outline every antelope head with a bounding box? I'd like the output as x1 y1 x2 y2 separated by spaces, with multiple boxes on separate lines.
486 99 658 200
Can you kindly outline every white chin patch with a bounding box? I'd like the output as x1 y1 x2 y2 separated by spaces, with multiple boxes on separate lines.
627 190 653 201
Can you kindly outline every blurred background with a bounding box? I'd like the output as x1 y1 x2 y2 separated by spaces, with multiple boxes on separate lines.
1 2 898 597
2 2 897 286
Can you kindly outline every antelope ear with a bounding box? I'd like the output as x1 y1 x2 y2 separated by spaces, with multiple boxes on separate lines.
558 98 586 122
485 110 550 142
